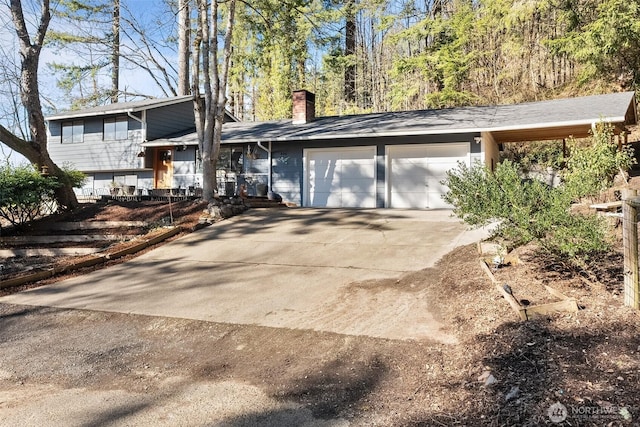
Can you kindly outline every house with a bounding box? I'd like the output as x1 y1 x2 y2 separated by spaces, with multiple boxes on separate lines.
46 96 238 196
48 91 638 208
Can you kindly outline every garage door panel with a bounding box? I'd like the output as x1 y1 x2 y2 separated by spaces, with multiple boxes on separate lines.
427 162 457 179
310 192 342 208
389 161 428 192
388 143 469 209
306 147 376 208
341 192 376 208
426 178 449 195
308 168 340 193
426 193 453 209
390 191 428 209
426 144 469 159
340 163 375 180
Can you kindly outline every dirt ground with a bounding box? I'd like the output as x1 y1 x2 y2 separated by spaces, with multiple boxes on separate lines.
0 199 208 292
0 199 639 425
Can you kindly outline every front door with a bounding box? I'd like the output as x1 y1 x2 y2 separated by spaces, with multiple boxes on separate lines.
154 148 173 189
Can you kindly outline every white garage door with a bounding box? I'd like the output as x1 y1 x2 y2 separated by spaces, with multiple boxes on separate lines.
387 143 470 209
305 147 377 208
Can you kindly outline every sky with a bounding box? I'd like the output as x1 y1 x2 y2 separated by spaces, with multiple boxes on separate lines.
0 0 179 166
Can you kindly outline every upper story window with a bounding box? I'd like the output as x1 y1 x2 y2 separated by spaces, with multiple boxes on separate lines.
61 120 84 144
104 116 128 141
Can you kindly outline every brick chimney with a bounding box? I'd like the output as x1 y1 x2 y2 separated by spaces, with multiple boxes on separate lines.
292 90 315 124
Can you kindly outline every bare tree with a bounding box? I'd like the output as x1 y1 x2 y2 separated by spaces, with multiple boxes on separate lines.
111 0 120 103
0 0 78 210
192 0 236 203
178 0 190 95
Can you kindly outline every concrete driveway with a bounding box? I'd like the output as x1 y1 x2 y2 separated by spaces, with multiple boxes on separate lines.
2 208 487 342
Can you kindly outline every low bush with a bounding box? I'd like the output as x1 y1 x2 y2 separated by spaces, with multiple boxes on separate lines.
443 159 611 262
0 163 85 227
443 122 633 262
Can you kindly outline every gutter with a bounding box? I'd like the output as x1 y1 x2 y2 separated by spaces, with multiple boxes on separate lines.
127 111 147 143
256 141 272 194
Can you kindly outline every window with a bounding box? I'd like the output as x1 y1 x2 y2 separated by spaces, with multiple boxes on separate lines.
104 116 128 140
61 121 84 144
197 146 244 174
217 146 244 173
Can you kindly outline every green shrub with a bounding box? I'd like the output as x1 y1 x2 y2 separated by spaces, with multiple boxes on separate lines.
502 140 565 171
563 123 635 198
442 159 610 261
443 159 559 246
61 165 87 189
0 164 61 226
543 213 611 260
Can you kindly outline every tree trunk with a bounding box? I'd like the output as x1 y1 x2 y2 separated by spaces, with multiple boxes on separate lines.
111 0 120 103
8 0 78 210
178 0 190 96
192 0 235 204
344 0 356 104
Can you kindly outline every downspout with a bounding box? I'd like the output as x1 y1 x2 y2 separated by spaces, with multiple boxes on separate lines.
257 140 272 194
128 111 147 170
127 110 147 142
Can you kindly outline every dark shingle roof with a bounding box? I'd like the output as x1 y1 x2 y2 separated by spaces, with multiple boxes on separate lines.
46 96 194 120
142 91 636 146
46 96 241 123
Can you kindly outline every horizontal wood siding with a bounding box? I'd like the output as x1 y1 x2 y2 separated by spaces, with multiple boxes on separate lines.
173 147 199 188
146 103 195 140
48 116 144 172
272 145 303 205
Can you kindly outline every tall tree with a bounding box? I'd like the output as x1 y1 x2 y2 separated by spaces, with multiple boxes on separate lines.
177 0 191 95
192 0 236 202
110 0 120 102
344 0 356 103
47 0 121 107
0 0 78 209
229 0 314 120
551 0 640 90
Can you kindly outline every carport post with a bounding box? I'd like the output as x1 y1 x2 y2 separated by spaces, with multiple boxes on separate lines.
623 189 640 310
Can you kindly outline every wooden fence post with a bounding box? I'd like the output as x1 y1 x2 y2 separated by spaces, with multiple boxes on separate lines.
622 189 640 310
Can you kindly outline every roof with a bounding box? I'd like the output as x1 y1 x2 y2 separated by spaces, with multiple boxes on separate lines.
46 96 194 120
45 96 241 123
143 91 637 147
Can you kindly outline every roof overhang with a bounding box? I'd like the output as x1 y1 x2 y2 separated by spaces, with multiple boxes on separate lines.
488 120 629 144
489 92 637 143
46 96 193 121
142 91 638 147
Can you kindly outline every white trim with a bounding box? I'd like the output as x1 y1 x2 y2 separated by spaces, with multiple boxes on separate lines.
485 117 621 133
303 146 377 208
218 115 627 144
